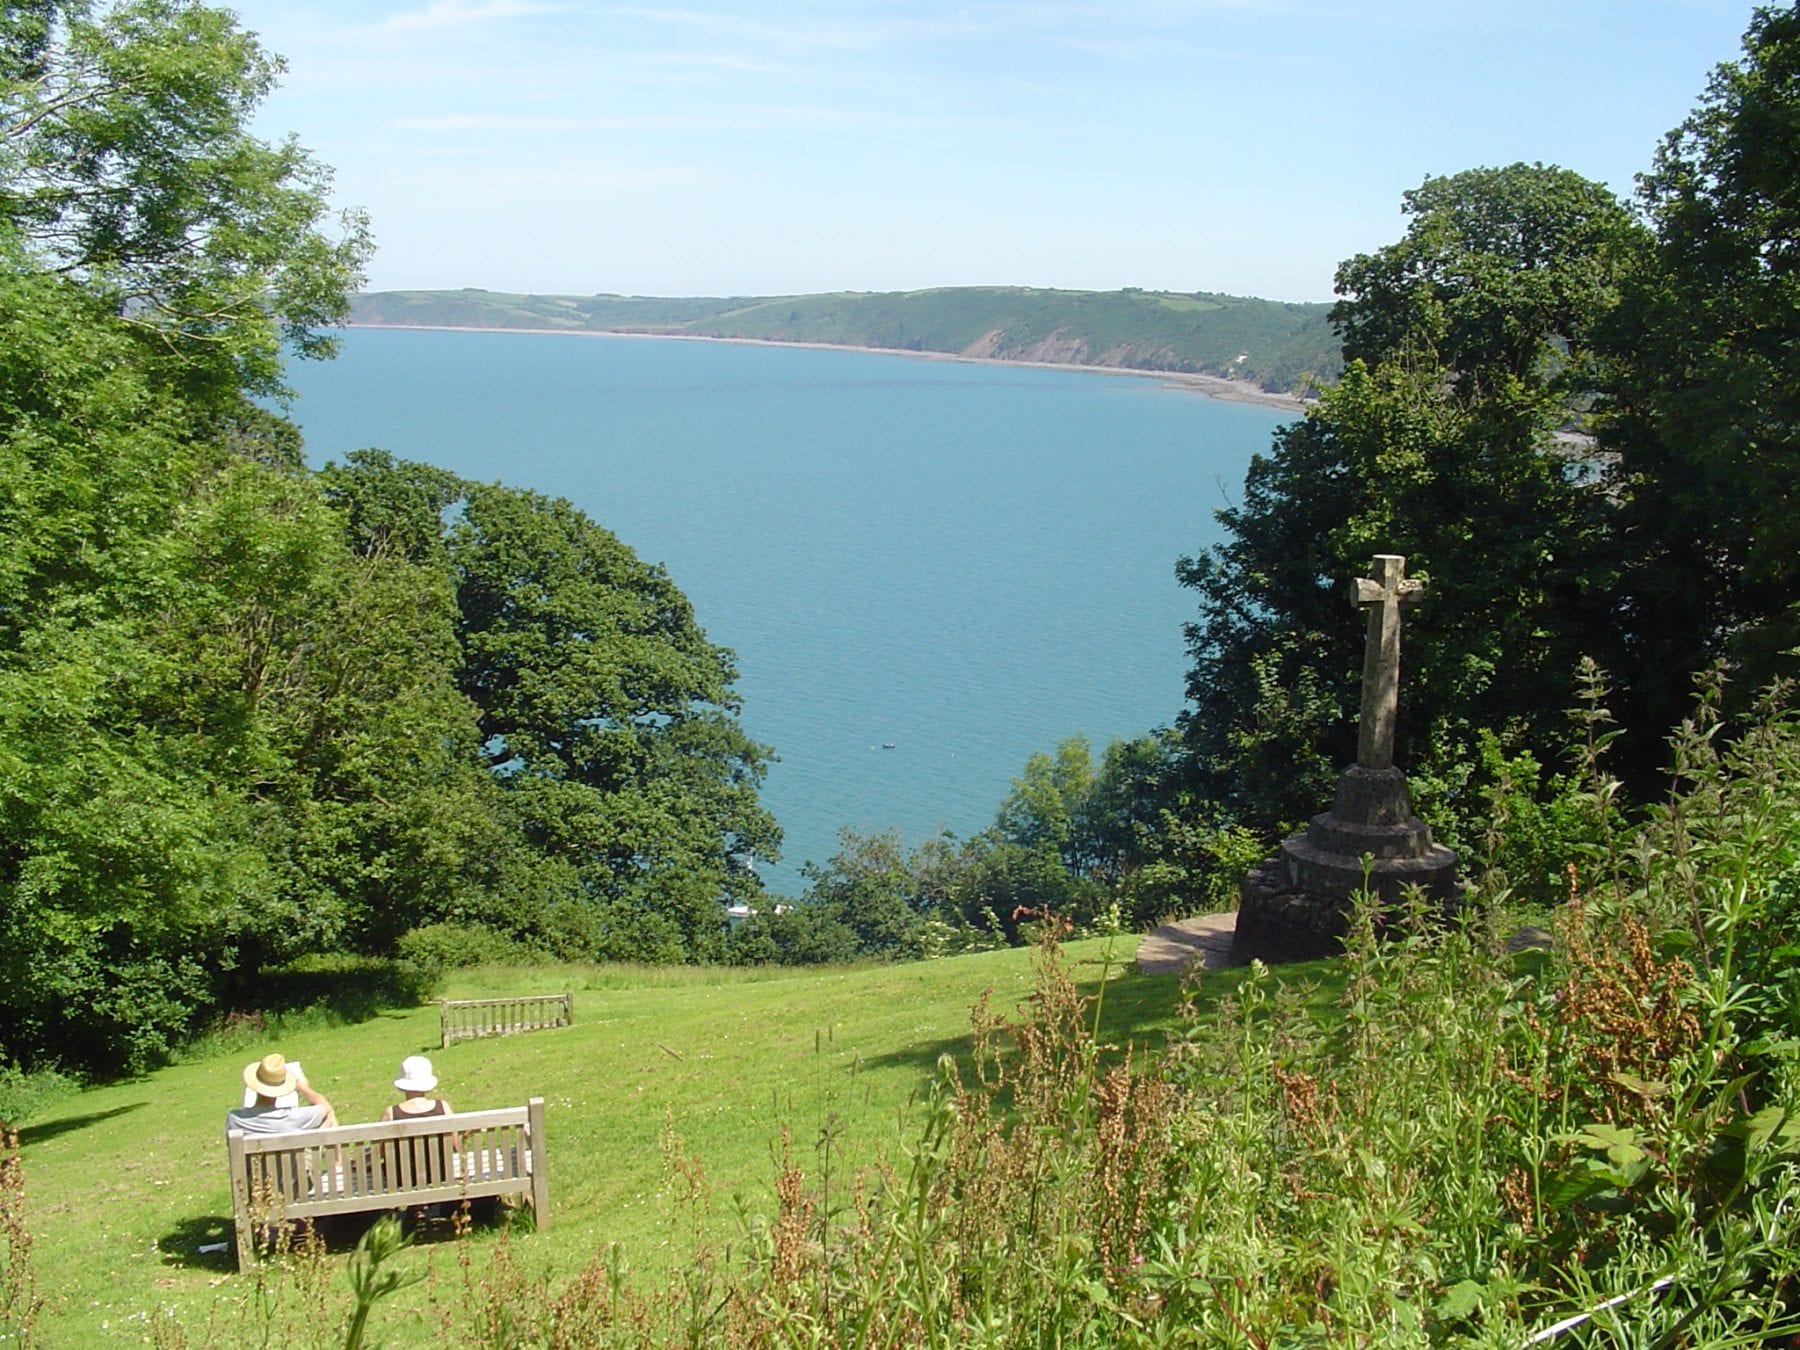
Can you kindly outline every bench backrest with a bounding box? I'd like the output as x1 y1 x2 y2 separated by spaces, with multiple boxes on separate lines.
227 1097 548 1268
440 993 573 1046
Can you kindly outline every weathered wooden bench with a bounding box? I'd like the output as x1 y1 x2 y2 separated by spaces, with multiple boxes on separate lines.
226 1098 548 1270
439 993 573 1047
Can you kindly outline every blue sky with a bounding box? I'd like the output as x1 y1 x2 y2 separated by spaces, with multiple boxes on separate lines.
226 0 1759 302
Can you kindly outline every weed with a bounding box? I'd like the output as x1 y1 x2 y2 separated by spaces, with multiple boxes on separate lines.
0 1130 41 1349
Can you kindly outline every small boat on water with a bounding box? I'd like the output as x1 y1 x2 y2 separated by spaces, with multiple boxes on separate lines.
882 742 897 750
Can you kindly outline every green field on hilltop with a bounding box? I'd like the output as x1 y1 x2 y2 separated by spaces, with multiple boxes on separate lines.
12 938 1335 1345
348 285 1339 393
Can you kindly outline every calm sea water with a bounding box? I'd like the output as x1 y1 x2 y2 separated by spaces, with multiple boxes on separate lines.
284 329 1294 894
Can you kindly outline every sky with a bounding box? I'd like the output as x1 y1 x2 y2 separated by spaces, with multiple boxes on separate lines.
224 0 1761 303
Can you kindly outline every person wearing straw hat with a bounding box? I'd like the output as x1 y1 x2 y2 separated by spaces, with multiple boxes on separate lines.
226 1052 338 1134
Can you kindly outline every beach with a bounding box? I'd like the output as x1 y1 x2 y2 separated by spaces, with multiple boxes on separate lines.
345 321 1310 413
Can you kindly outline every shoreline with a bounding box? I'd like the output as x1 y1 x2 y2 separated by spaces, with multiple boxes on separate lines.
344 321 1310 412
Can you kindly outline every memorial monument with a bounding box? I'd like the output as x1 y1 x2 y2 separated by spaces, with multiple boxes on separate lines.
1233 554 1461 962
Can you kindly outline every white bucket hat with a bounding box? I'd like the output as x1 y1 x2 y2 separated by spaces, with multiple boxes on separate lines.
394 1055 438 1094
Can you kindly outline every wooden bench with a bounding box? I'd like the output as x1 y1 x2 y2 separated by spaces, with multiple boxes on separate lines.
440 993 573 1047
226 1098 548 1271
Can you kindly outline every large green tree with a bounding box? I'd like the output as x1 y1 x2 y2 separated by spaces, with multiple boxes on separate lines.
1176 164 1644 840
0 236 243 1068
451 483 780 960
0 263 503 1067
0 3 460 1072
1602 3 1800 742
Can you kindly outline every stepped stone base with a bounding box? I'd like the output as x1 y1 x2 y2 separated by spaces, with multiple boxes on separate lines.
1232 763 1463 964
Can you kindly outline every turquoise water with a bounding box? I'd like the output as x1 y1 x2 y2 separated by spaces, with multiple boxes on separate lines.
284 329 1294 894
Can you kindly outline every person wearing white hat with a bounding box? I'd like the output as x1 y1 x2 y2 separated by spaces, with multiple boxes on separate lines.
226 1052 338 1135
380 1056 454 1123
381 1055 457 1192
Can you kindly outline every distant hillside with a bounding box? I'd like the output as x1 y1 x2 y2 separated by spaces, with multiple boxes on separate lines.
350 286 1341 394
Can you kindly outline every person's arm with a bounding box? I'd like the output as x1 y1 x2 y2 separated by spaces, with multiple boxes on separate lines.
295 1071 338 1128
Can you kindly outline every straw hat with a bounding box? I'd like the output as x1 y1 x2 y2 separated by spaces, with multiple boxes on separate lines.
394 1055 438 1094
243 1052 297 1099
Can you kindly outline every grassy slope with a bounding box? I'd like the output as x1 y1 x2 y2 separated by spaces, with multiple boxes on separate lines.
349 286 1341 393
16 940 1337 1345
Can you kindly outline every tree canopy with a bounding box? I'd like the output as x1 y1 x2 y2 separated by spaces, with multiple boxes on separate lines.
0 0 371 399
1161 5 1800 910
1601 2 1800 747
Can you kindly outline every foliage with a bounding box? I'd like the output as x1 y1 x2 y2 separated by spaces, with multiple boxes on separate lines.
0 1129 41 1349
481 688 1800 1345
0 0 372 398
1178 363 1619 838
791 732 1274 959
1333 162 1647 400
1174 163 1647 845
342 1216 421 1350
1601 3 1800 747
450 481 780 962
395 923 545 978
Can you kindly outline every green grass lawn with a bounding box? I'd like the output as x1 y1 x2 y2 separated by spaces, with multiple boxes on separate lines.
14 938 1338 1345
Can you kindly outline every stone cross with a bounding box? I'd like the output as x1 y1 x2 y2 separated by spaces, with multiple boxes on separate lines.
1352 554 1424 771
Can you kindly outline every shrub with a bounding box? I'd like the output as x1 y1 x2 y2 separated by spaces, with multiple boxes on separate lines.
0 1066 79 1134
394 923 541 979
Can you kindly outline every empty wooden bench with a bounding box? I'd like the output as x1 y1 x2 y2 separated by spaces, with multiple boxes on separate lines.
226 1098 548 1270
440 993 573 1047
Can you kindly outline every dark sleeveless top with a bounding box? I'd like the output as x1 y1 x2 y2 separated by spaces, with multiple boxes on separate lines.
392 1098 453 1182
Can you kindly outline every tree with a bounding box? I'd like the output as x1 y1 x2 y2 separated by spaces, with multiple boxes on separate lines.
1176 165 1643 838
800 828 934 958
993 738 1096 868
0 267 507 1068
449 483 780 960
1602 3 1800 740
0 0 380 1072
0 244 247 1068
0 0 371 399
1334 163 1647 402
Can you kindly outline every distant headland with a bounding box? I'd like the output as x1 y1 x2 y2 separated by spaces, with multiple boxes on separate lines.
349 285 1339 407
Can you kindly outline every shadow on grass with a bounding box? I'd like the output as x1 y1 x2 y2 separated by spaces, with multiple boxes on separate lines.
159 1214 237 1272
244 957 437 1022
158 1199 522 1272
858 949 1345 1087
18 1101 146 1146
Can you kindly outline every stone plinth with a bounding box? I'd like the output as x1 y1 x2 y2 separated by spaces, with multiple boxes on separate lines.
1233 858 1348 962
1232 763 1460 964
1282 765 1458 905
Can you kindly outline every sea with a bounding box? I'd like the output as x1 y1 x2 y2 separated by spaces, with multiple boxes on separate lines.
284 328 1296 895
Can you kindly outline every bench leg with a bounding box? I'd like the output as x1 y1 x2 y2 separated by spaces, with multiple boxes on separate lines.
528 1096 549 1229
227 1133 257 1272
